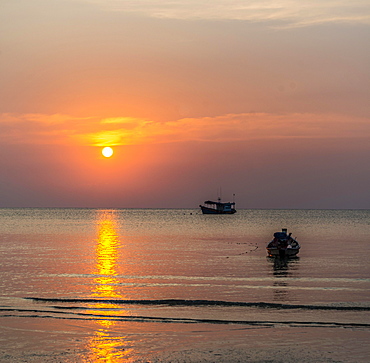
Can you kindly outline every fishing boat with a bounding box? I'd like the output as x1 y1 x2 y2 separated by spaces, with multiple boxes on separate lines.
199 198 236 214
266 228 300 257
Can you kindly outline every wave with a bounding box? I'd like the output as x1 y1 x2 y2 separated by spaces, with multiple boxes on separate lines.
24 297 370 311
1 307 370 329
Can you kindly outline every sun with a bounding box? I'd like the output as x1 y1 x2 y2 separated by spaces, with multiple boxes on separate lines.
102 146 114 158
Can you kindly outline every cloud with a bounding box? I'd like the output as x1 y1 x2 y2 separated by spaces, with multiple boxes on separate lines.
1 112 369 147
0 113 93 144
161 113 370 142
80 0 370 27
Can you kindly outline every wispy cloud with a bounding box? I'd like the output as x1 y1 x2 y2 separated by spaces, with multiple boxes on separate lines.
1 112 369 147
80 0 370 27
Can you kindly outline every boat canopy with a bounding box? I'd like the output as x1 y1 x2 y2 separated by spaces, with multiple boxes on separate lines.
204 200 235 205
273 232 287 239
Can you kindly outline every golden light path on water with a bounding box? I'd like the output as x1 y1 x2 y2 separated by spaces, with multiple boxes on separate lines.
86 210 133 362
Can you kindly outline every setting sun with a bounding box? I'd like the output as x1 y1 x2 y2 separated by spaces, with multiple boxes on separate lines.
102 147 114 158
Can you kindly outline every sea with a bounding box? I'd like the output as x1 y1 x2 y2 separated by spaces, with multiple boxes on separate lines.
0 208 369 362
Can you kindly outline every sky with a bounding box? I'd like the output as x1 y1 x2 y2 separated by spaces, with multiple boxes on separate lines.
1 0 369 209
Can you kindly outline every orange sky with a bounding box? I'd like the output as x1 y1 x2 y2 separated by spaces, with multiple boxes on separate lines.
1 0 369 208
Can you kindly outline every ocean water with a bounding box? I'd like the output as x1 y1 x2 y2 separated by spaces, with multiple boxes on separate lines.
0 208 369 362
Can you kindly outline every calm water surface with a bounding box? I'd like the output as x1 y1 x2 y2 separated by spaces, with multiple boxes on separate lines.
0 208 369 361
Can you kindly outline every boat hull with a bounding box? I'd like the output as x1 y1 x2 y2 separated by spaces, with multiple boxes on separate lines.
200 206 236 214
266 247 300 258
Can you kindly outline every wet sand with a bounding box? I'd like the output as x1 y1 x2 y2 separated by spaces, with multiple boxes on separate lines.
0 316 368 362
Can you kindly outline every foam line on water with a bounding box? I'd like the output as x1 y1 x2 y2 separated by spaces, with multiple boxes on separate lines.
24 297 370 311
2 307 370 328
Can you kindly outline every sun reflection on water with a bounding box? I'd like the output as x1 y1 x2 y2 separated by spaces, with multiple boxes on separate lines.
93 212 121 298
86 210 134 362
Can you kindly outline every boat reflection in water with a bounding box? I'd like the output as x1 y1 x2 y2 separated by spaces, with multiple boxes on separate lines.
87 210 133 362
268 254 300 302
